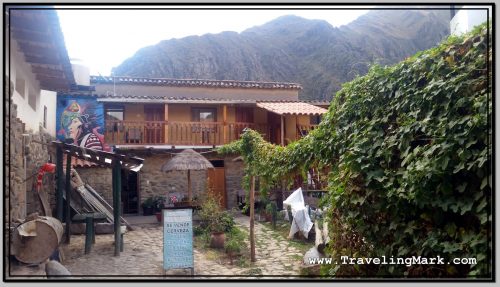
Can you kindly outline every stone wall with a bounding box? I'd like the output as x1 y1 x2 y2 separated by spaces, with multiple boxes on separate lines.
74 167 113 204
140 154 208 203
66 152 246 212
7 77 56 222
24 130 56 215
224 157 245 209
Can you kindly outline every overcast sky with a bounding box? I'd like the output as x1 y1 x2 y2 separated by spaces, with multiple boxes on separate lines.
56 8 371 76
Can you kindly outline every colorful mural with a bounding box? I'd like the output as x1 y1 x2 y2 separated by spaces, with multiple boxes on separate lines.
56 95 110 151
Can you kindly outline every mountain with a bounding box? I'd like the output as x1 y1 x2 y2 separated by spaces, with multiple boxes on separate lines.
112 10 451 101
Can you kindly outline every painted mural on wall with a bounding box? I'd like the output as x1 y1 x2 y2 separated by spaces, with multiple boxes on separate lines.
56 95 110 151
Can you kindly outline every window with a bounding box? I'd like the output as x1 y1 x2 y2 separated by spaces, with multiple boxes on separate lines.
105 106 124 121
310 115 322 125
28 89 36 111
43 106 47 128
105 106 124 132
15 77 25 98
192 108 217 122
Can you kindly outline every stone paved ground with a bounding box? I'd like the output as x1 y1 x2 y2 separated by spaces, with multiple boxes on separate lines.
8 215 307 279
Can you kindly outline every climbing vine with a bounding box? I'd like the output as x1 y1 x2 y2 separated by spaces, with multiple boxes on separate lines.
217 24 492 278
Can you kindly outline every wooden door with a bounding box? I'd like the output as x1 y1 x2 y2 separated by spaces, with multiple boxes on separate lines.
144 105 164 144
236 107 254 123
267 112 282 145
207 167 226 209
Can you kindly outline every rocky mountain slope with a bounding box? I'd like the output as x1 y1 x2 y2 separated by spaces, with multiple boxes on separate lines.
112 10 451 100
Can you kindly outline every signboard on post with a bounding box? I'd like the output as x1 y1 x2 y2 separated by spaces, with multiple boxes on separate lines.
163 208 194 274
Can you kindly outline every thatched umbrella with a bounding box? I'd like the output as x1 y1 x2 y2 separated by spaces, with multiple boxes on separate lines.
161 149 214 202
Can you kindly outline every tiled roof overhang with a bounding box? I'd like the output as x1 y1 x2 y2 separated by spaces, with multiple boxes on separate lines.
96 95 257 104
8 8 76 91
256 102 328 115
90 76 302 90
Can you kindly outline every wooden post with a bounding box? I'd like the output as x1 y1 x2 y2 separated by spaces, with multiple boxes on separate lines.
315 220 325 254
250 175 256 262
223 104 227 144
280 115 285 146
56 146 64 221
295 116 298 141
187 170 192 202
85 216 93 254
112 159 122 256
164 104 169 144
64 153 72 244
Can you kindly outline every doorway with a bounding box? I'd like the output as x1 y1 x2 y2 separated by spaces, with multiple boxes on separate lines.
121 170 139 214
207 160 226 209
144 105 164 144
267 112 282 145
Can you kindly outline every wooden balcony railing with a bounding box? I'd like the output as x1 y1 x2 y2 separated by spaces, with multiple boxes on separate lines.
105 120 270 146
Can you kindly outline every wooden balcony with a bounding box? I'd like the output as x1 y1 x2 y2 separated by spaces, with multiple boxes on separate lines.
104 120 270 146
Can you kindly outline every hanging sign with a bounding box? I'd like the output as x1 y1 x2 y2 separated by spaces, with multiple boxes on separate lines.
163 208 194 273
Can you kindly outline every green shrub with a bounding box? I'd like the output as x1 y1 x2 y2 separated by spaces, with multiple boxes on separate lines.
199 193 234 233
193 225 205 236
218 25 492 278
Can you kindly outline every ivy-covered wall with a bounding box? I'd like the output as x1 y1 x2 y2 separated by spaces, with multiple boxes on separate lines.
218 25 492 278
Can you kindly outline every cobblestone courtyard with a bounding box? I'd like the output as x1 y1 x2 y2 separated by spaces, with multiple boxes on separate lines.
9 215 306 279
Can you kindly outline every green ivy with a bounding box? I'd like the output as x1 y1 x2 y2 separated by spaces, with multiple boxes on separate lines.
217 24 491 278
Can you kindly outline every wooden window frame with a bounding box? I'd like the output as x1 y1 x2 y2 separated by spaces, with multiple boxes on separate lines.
191 107 217 122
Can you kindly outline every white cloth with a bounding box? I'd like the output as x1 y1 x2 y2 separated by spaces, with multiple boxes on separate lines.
283 187 313 238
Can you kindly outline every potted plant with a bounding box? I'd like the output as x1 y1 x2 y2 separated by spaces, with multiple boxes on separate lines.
225 227 245 264
265 202 277 223
174 195 191 207
141 197 155 216
199 194 234 248
224 237 241 265
258 199 271 222
169 194 178 206
154 196 166 222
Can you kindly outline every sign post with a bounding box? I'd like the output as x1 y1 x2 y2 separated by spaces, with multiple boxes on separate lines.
163 208 194 275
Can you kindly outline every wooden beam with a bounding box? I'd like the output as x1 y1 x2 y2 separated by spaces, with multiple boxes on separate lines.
24 54 61 66
112 159 122 256
164 104 169 144
187 170 192 202
250 175 256 262
18 42 56 57
280 115 285 146
11 29 52 44
10 14 50 33
64 153 72 244
52 141 144 170
39 81 71 92
56 146 64 221
223 105 227 144
32 66 65 78
37 76 70 88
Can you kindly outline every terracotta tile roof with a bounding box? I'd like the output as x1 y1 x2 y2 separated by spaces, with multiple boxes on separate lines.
95 94 257 104
63 155 101 168
256 102 327 115
90 76 302 90
302 100 331 107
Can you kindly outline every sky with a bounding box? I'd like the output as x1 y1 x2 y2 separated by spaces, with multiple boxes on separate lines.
57 8 371 76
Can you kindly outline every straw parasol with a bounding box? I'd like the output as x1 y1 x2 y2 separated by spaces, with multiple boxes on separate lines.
161 149 214 202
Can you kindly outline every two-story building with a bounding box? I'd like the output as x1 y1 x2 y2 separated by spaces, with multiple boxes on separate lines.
7 8 75 221
57 76 327 213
